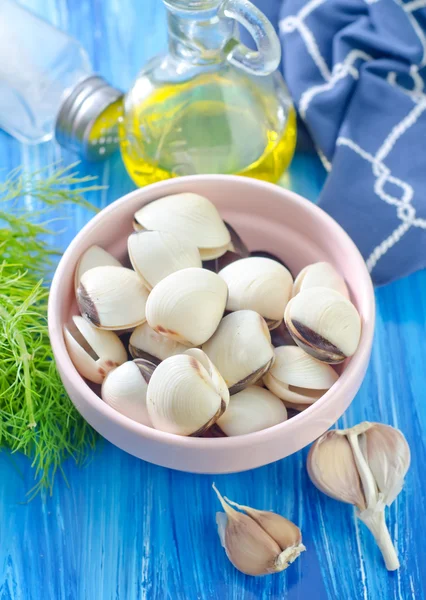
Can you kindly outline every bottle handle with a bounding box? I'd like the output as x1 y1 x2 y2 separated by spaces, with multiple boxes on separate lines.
219 0 281 76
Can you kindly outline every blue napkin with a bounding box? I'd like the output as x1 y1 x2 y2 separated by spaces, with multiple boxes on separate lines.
257 0 426 285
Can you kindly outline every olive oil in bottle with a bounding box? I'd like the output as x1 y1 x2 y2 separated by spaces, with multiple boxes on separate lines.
119 0 296 187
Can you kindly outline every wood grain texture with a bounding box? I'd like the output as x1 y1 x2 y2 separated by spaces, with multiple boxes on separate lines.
1 1 425 599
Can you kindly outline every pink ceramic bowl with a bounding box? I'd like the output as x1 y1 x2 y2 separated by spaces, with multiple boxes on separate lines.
48 175 375 473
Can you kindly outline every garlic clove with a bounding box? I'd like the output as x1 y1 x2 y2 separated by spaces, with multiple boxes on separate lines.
101 359 155 425
77 266 149 330
129 322 187 363
64 315 127 383
146 267 227 347
364 423 411 506
217 386 287 436
202 310 274 394
146 352 229 436
74 245 122 292
307 430 367 509
219 257 293 329
285 287 361 363
133 193 231 259
292 262 349 298
128 230 201 290
213 484 305 576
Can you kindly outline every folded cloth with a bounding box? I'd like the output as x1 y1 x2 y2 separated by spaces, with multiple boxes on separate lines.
257 0 426 285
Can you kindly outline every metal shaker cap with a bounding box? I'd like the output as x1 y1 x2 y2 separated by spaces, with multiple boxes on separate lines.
55 75 123 161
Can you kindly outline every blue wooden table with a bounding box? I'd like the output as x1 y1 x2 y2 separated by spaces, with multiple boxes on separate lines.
1 1 425 599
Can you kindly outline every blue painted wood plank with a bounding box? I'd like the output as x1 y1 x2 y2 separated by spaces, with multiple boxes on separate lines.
1 1 426 599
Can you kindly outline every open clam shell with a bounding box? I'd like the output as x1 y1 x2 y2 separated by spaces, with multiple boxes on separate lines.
284 287 361 364
133 192 231 260
64 315 127 383
263 345 339 406
77 265 149 330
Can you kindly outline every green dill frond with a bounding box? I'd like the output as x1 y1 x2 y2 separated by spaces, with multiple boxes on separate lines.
0 163 101 497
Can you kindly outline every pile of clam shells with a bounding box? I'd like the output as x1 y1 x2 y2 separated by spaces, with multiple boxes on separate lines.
64 192 362 437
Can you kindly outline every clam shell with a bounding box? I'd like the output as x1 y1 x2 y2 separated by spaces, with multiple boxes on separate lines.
146 267 228 346
77 265 149 330
64 315 127 383
128 230 201 290
293 262 349 298
129 322 187 363
202 310 274 394
133 193 231 260
74 245 121 292
217 386 287 436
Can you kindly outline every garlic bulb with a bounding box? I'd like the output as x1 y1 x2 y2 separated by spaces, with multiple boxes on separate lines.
202 310 274 394
74 245 122 292
101 359 156 425
64 315 127 383
219 257 293 330
146 267 228 346
263 346 338 408
293 262 349 298
217 386 287 436
307 422 410 571
213 484 305 575
133 193 231 260
146 350 229 436
129 322 187 363
77 265 149 330
128 230 201 290
285 287 361 363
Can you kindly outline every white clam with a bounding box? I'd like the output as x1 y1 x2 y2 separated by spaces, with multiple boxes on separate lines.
133 193 231 260
293 262 349 298
74 245 122 292
101 359 156 426
284 287 361 364
77 265 149 330
64 315 127 384
202 310 274 394
219 257 293 329
146 267 228 346
263 345 338 407
128 230 201 290
217 386 287 436
146 350 229 436
129 322 187 363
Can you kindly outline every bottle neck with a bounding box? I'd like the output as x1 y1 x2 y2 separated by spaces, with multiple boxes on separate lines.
166 6 237 67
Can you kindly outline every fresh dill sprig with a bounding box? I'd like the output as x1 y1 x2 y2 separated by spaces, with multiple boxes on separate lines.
0 163 101 497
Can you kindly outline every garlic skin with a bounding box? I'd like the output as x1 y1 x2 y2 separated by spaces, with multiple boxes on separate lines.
307 422 411 571
77 265 149 330
146 352 229 436
219 257 293 330
129 322 187 363
101 359 156 426
285 287 361 363
213 484 305 576
217 386 287 436
64 315 127 384
202 310 274 394
128 230 201 290
145 267 228 346
133 193 231 260
263 346 338 407
292 262 349 299
74 245 122 292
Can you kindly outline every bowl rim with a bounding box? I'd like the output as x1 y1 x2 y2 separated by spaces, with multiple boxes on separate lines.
48 174 375 448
